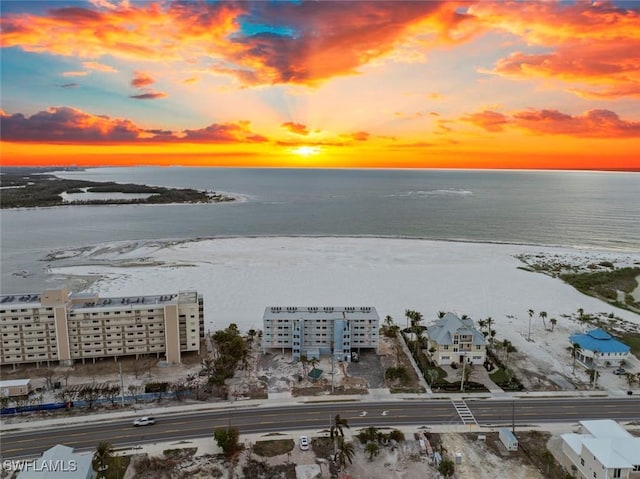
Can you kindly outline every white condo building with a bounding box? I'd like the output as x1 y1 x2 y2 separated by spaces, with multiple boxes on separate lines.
262 306 379 362
1 287 204 366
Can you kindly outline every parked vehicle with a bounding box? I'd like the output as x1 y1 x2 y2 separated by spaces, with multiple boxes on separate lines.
133 416 156 427
299 436 309 451
613 368 626 375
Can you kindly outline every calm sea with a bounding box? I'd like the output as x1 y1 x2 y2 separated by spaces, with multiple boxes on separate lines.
1 168 639 293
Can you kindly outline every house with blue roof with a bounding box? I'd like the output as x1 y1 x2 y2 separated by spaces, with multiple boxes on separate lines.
568 329 630 368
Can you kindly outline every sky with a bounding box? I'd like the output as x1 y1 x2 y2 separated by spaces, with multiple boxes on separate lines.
1 0 639 170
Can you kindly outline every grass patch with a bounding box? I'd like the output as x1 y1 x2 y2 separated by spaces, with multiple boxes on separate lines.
94 455 131 479
560 267 640 313
489 368 509 384
252 439 294 457
611 331 640 357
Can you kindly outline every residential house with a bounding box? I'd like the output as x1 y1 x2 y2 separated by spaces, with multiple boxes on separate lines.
569 329 630 368
425 313 486 366
560 420 640 479
17 444 93 479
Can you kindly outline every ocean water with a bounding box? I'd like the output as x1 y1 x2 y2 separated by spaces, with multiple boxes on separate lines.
1 168 639 293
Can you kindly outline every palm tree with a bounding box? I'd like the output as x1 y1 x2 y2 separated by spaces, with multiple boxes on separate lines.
527 309 534 341
335 438 355 470
625 372 637 389
384 315 393 327
485 316 493 332
365 441 380 461
477 319 486 334
331 413 350 440
577 308 584 321
94 441 113 475
571 343 582 373
550 318 557 332
539 311 547 330
437 311 446 319
299 354 309 377
505 343 517 363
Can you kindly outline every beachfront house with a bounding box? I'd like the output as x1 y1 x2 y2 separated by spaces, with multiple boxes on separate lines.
0 287 204 367
17 444 93 479
425 312 486 366
568 329 630 368
559 420 640 479
262 306 379 362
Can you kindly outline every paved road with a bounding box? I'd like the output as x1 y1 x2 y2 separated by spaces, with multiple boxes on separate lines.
2 397 639 459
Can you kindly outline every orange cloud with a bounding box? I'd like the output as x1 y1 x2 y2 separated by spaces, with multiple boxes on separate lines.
513 109 640 138
463 108 640 138
0 1 469 86
183 121 268 143
347 131 370 141
281 122 310 135
462 110 509 132
470 1 640 98
131 71 154 88
62 71 87 77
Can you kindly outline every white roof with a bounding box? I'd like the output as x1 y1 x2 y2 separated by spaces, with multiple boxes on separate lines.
581 419 632 439
17 444 93 479
0 379 31 387
563 421 640 469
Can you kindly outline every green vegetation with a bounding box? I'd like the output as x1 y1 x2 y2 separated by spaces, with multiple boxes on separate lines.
611 331 640 357
0 168 233 208
560 267 640 312
214 427 243 458
252 439 294 457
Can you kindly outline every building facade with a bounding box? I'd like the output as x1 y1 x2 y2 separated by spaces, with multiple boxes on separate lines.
425 312 486 366
262 306 379 362
1 287 203 366
560 420 640 479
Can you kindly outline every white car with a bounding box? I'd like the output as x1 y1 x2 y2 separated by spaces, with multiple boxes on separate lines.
133 416 156 427
299 436 310 451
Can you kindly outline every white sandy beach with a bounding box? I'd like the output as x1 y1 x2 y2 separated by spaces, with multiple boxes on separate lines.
49 237 640 389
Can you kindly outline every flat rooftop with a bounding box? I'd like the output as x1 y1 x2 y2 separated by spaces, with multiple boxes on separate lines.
264 306 379 320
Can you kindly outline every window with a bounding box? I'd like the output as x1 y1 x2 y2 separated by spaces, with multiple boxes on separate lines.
580 458 585 466
613 469 621 478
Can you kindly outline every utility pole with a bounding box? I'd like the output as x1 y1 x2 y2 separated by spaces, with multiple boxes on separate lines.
511 400 515 434
331 340 335 395
119 362 125 407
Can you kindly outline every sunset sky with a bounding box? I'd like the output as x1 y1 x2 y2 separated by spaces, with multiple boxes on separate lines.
1 0 639 169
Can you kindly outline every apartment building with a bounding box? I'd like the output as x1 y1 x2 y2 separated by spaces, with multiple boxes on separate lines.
0 287 203 366
560 420 640 479
425 312 486 366
262 306 379 362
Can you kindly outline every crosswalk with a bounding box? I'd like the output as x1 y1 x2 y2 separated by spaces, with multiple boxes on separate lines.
451 399 477 425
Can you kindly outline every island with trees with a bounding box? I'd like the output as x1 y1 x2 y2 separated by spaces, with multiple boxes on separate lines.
0 167 235 208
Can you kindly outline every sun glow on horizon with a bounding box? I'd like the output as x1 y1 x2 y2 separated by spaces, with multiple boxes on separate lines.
292 146 321 158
